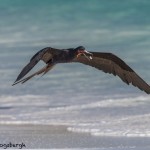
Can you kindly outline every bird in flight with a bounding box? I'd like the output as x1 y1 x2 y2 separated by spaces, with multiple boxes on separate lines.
12 46 150 94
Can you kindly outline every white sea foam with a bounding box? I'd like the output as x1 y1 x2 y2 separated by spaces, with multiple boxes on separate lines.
47 95 150 112
0 95 150 137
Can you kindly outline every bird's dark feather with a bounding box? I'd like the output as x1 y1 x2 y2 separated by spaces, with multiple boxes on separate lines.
30 47 62 63
14 59 39 83
13 47 62 84
73 52 150 94
12 64 54 86
13 47 150 94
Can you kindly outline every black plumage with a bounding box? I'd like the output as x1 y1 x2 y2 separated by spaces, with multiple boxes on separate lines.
12 46 150 94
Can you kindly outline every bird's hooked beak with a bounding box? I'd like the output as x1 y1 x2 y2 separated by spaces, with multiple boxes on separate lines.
77 50 93 60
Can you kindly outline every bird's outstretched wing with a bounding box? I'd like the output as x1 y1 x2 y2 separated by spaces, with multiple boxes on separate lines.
73 52 150 94
13 47 61 85
12 64 54 86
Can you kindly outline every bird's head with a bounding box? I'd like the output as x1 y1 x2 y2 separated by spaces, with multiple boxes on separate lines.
75 46 93 60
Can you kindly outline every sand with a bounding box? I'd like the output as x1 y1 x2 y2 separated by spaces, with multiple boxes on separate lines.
0 124 150 149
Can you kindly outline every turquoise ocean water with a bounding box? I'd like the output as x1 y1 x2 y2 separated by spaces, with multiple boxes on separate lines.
0 0 150 138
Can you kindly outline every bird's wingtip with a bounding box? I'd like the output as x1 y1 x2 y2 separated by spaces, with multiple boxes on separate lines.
12 79 20 86
12 79 18 86
12 82 16 86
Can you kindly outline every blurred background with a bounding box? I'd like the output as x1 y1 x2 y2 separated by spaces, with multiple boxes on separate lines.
0 0 150 136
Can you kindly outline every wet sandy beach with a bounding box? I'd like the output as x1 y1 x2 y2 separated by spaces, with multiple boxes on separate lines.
0 124 150 149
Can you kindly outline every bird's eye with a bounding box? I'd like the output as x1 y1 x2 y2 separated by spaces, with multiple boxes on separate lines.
78 50 84 53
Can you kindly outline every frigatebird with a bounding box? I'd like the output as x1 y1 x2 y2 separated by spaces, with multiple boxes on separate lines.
12 46 150 94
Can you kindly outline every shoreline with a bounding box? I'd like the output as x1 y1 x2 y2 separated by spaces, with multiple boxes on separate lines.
0 124 150 149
